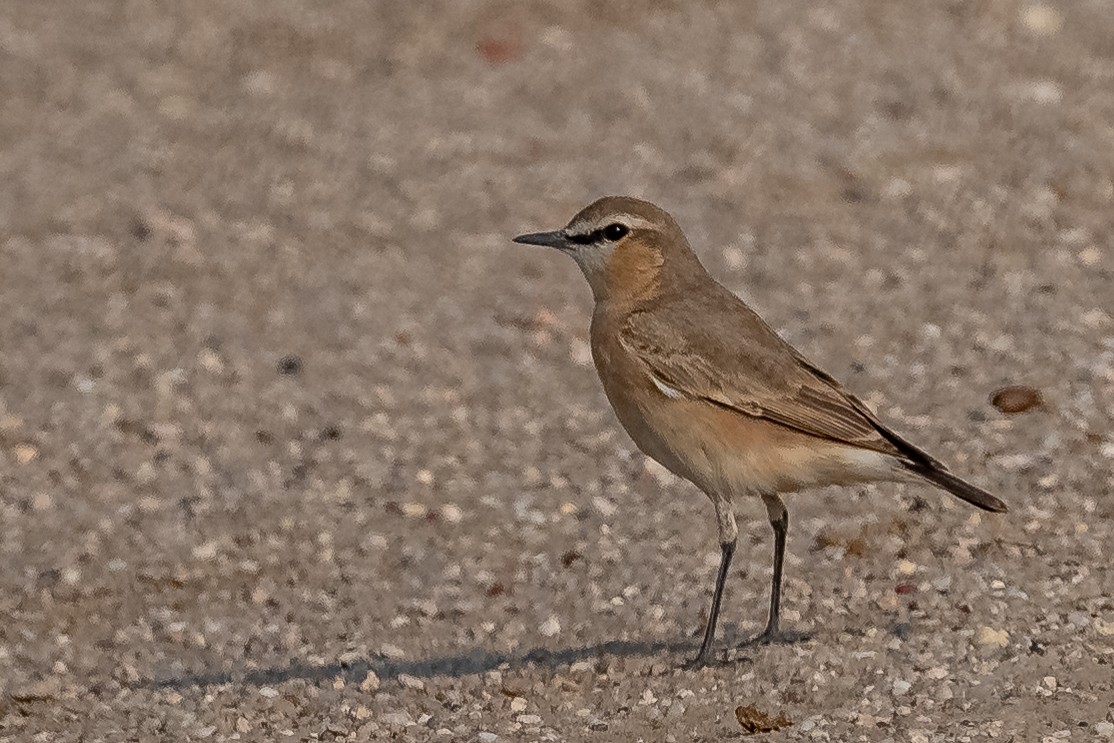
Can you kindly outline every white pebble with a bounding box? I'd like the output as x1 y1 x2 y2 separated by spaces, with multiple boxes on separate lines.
570 339 593 367
539 615 561 637
1021 5 1062 35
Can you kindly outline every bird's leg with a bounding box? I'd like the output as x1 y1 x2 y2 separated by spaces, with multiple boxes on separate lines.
688 497 737 666
754 494 808 644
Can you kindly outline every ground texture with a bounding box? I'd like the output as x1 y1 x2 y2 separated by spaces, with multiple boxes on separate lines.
1 1 1113 741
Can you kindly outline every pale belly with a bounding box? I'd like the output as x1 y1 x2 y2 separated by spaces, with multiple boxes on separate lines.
592 336 898 498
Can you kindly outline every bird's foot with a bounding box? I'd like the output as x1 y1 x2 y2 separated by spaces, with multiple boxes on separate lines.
682 646 717 669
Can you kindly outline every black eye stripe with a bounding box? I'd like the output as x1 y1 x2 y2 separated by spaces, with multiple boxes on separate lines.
566 224 629 244
566 231 600 244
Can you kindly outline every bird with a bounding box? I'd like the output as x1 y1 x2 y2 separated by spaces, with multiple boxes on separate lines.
513 196 1007 666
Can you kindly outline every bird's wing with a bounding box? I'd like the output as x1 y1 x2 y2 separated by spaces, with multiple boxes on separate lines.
619 296 935 464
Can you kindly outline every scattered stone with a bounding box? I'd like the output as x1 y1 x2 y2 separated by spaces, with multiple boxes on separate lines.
192 541 219 560
517 714 542 725
13 443 38 465
440 503 463 523
1079 246 1102 266
398 673 425 690
380 644 406 659
1094 618 1114 636
539 615 561 637
198 348 224 373
588 718 608 732
1013 80 1062 104
259 687 279 698
643 458 677 486
735 704 793 734
1094 721 1114 737
892 679 912 695
381 710 413 727
401 502 428 518
360 671 381 692
896 559 917 576
990 386 1042 414
510 697 527 713
926 666 949 680
235 717 251 733
976 626 1010 648
592 496 617 517
570 339 593 366
1021 4 1063 35
477 733 499 743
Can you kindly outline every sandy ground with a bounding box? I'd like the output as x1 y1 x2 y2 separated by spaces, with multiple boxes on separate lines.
2 1 1113 741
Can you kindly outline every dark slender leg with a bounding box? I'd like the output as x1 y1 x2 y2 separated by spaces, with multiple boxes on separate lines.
690 539 735 665
758 510 788 640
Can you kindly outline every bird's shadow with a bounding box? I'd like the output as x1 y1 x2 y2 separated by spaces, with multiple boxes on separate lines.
143 637 699 691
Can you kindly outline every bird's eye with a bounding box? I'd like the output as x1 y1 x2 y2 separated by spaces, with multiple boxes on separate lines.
603 223 628 241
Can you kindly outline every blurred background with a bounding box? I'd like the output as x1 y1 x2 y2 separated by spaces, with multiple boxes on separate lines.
1 1 1112 740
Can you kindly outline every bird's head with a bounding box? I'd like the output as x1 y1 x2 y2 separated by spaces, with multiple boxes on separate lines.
513 196 700 303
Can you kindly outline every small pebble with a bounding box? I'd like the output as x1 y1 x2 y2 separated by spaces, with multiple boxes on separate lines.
990 386 1042 413
510 697 527 712
380 643 406 659
440 503 463 523
570 339 593 366
360 670 381 692
477 733 498 743
381 711 413 727
539 615 561 637
976 626 1010 648
398 673 425 690
517 714 542 725
1093 618 1114 636
14 443 38 464
1094 721 1114 737
1021 4 1063 35
401 502 428 518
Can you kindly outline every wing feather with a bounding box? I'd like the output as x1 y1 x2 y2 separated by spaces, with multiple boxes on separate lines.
619 296 934 463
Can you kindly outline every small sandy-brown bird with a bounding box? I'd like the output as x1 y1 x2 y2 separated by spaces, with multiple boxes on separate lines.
514 196 1007 665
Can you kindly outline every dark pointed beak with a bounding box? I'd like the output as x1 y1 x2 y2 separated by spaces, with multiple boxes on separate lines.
512 230 570 250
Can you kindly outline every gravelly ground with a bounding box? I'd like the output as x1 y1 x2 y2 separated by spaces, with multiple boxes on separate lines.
2 1 1113 741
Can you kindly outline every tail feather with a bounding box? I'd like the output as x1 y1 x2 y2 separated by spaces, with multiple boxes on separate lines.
903 463 1008 513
